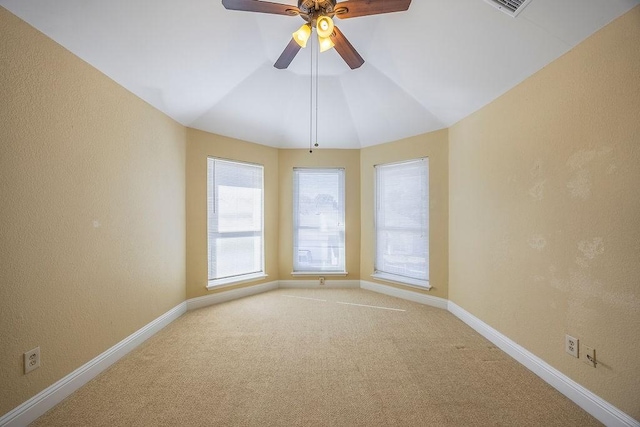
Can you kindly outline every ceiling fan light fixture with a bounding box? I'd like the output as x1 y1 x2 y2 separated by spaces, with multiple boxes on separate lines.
316 16 334 38
293 24 311 48
318 35 335 52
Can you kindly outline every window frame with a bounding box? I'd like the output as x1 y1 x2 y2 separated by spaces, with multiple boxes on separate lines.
373 158 430 290
206 157 266 289
292 167 347 275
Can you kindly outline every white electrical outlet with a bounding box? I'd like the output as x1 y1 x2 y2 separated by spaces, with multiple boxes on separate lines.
319 277 325 286
24 347 40 374
583 345 597 368
565 335 579 358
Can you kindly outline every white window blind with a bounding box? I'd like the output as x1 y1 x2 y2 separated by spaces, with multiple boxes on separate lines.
207 158 264 286
374 158 429 288
293 168 346 273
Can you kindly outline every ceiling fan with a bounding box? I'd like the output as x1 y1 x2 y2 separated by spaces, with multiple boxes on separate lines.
221 0 412 70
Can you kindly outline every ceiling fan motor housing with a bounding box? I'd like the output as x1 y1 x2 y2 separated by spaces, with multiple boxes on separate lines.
298 0 337 25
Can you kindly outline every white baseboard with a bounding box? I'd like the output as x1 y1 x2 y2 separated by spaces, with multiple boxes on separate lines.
448 301 639 427
279 279 360 289
186 281 279 311
0 302 187 427
360 280 448 310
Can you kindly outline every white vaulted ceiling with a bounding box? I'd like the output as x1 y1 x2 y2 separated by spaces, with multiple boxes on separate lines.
1 0 638 148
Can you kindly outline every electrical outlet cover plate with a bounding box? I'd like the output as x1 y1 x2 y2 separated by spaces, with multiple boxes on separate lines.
24 347 40 374
583 345 597 368
565 335 579 358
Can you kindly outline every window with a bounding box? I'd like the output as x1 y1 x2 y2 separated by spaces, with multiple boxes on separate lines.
293 168 346 274
207 158 265 288
374 158 429 289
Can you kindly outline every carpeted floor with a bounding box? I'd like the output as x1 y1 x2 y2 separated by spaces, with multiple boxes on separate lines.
31 288 601 426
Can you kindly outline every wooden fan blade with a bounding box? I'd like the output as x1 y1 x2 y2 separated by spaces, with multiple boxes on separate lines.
222 0 300 16
274 38 302 69
334 0 411 19
330 26 364 69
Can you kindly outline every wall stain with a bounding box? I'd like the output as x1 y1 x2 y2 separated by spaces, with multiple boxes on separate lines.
529 180 546 201
528 235 547 251
530 160 543 178
528 159 545 200
567 169 591 200
576 237 604 268
567 150 598 172
565 147 613 200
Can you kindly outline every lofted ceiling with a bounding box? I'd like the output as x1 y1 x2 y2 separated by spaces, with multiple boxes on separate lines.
2 0 638 148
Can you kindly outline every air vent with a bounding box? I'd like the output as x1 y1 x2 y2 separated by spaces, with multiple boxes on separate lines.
484 0 533 17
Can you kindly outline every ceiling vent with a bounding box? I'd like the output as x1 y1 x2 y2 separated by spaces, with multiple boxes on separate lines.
484 0 533 17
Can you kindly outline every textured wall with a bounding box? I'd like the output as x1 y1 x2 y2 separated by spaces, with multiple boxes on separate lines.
449 6 640 419
0 7 186 416
360 130 449 300
278 149 361 281
185 128 279 299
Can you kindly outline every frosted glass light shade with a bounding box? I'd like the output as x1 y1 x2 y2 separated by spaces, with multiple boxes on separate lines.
316 16 334 38
293 24 311 48
318 36 335 52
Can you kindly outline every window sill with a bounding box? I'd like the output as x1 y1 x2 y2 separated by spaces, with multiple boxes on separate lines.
207 273 268 290
371 272 431 290
291 271 348 277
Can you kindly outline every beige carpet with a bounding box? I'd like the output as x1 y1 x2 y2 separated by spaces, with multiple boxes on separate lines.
32 289 601 426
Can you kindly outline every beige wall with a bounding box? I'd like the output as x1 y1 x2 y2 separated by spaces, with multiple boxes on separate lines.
278 149 361 281
360 130 449 300
186 129 279 298
449 7 640 419
0 8 186 416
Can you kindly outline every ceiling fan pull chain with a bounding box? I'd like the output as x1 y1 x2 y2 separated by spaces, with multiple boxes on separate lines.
309 34 314 153
315 40 319 149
